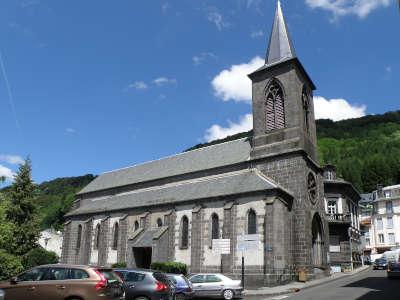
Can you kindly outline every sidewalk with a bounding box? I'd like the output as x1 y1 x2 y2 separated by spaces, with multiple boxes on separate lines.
244 265 371 297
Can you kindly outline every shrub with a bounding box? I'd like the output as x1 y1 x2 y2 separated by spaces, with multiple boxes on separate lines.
150 261 187 275
0 250 24 280
23 247 59 269
112 262 127 268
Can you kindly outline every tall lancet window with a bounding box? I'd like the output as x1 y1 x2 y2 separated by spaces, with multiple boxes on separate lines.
265 80 285 131
302 87 311 133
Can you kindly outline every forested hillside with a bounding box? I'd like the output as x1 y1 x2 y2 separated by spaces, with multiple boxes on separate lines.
188 110 400 193
317 111 400 193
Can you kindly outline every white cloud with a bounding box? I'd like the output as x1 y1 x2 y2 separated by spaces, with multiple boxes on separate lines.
66 128 76 134
305 0 392 18
126 81 148 91
161 2 170 14
211 56 263 103
204 114 253 142
314 96 366 121
192 52 217 66
0 164 14 180
0 154 24 165
153 77 177 86
206 8 231 31
385 66 392 73
250 30 264 38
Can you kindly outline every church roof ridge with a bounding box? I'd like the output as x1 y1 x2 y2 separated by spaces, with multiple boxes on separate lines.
77 137 252 195
68 168 281 216
101 137 250 176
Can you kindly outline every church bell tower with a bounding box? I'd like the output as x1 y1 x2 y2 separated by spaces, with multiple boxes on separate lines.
249 1 328 274
248 0 318 163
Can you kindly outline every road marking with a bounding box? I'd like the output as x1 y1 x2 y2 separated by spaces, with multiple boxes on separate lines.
271 296 289 300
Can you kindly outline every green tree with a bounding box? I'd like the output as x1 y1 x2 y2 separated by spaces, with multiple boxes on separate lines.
23 247 58 269
6 159 41 256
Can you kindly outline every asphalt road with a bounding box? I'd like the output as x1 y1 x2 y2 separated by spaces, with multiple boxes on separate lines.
246 268 399 300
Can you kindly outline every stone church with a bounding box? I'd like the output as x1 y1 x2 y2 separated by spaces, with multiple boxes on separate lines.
62 1 330 286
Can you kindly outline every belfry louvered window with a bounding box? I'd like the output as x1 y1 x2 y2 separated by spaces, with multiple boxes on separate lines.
265 80 285 131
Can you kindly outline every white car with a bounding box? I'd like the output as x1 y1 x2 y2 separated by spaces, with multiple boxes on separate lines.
188 274 242 300
0 289 4 300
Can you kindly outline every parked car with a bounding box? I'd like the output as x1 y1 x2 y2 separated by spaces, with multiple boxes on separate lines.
0 264 125 300
114 269 174 300
188 274 242 300
0 288 5 300
166 274 194 300
387 261 400 278
373 258 388 270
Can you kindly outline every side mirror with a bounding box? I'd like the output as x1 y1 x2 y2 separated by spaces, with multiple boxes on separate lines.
10 277 18 285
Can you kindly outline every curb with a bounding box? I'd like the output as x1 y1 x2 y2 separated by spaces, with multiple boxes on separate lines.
244 266 371 297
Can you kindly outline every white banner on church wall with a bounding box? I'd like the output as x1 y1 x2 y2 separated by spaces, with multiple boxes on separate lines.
212 239 231 254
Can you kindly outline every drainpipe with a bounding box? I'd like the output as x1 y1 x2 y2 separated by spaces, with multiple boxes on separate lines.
348 227 354 272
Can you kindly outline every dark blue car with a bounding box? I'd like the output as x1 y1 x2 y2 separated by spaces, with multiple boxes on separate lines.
167 274 194 300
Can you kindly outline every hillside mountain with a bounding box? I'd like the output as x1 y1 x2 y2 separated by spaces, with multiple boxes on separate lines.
188 110 400 193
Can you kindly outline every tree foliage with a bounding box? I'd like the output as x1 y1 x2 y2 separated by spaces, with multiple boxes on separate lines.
5 159 41 256
23 247 59 270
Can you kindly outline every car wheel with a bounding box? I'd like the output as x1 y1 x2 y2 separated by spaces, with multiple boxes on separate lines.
175 293 186 300
223 289 234 300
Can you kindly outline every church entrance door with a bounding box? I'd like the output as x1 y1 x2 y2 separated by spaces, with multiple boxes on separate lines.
133 247 152 268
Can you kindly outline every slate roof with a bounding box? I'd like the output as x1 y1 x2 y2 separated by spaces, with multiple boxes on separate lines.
131 227 167 248
78 138 251 195
68 169 285 216
266 0 296 65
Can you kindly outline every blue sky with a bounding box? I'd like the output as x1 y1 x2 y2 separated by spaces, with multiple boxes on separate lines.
0 0 398 184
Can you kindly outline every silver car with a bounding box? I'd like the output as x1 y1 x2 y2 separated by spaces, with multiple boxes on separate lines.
0 288 4 300
188 274 242 300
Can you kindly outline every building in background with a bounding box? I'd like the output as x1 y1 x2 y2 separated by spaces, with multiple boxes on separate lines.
359 193 373 261
39 229 63 257
361 184 400 261
323 165 362 272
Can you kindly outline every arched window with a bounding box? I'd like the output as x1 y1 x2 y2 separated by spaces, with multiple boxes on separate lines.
76 224 82 249
134 220 139 231
180 216 189 249
157 218 163 227
265 80 285 131
247 209 257 234
211 213 219 240
112 222 119 250
302 87 310 133
94 224 101 250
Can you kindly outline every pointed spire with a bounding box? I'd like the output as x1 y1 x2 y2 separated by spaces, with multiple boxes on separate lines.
266 0 296 65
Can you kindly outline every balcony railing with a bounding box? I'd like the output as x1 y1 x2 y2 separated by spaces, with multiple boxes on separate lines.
326 213 352 223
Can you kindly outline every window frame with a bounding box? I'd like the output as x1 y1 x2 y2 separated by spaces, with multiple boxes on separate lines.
180 215 189 249
247 209 257 235
76 224 82 250
112 222 119 250
94 224 101 250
